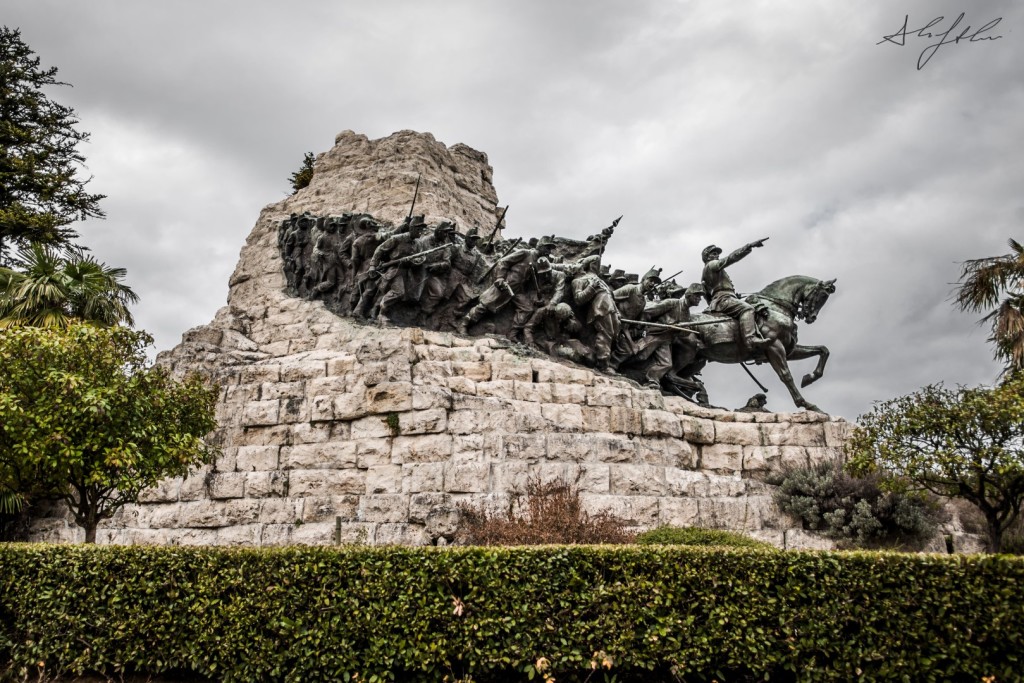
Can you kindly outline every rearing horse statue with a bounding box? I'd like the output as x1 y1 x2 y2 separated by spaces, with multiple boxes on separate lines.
679 275 836 413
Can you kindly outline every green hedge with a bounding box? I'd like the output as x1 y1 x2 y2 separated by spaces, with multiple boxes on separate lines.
1 544 1022 682
635 526 776 550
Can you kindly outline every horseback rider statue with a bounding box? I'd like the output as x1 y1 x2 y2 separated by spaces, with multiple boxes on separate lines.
701 239 769 351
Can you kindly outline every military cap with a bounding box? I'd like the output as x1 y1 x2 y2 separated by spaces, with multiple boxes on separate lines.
685 282 706 297
641 267 663 284
702 244 722 261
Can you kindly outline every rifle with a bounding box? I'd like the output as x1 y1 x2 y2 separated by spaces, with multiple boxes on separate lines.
660 268 684 284
476 237 523 284
620 317 720 332
598 216 622 257
483 206 509 248
406 174 421 224
359 244 454 284
378 243 452 270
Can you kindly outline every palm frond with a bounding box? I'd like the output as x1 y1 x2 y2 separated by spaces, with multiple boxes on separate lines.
0 244 137 327
0 491 25 515
956 239 1024 372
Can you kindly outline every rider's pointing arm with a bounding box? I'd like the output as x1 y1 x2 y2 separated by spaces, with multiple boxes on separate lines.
713 239 767 272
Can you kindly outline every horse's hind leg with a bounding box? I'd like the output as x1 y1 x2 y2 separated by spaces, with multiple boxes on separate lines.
787 344 830 388
766 341 822 413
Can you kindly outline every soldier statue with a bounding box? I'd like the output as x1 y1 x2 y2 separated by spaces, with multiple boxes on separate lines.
411 220 457 325
570 255 620 371
701 239 769 350
457 237 556 335
446 227 488 311
736 393 769 413
634 281 706 388
355 215 427 323
524 301 589 364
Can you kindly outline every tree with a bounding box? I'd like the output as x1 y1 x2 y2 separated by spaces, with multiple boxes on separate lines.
956 238 1024 371
848 375 1024 552
289 151 315 193
0 243 138 328
0 27 105 263
0 324 218 542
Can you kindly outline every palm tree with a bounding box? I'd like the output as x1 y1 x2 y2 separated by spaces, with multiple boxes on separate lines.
956 238 1024 371
0 244 138 328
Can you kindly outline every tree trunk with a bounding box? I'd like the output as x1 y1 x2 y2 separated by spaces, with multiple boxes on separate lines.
985 512 1002 553
85 523 97 544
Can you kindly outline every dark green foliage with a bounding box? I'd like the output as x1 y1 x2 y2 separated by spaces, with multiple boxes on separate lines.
288 151 315 194
0 545 1022 682
956 238 1024 370
772 459 939 548
456 478 634 546
635 525 775 550
385 412 401 437
0 27 105 262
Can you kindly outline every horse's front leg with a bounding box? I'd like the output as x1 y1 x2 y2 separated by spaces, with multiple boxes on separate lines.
786 344 830 388
765 340 822 413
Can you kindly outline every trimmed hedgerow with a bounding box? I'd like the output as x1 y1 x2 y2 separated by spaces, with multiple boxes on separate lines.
635 526 776 550
0 544 1022 682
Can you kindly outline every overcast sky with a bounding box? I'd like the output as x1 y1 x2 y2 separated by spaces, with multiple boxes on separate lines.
6 1 1022 419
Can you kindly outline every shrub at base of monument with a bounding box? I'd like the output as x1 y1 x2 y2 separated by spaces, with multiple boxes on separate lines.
455 476 634 546
770 458 942 550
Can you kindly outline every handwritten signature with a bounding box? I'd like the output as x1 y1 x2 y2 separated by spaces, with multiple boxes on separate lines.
877 13 1003 70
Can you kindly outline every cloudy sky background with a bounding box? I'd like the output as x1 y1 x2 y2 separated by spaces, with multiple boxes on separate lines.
7 1 1022 419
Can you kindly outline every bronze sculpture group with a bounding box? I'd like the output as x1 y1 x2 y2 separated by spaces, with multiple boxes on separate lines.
279 208 836 412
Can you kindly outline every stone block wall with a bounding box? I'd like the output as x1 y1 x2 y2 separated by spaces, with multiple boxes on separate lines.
28 320 850 551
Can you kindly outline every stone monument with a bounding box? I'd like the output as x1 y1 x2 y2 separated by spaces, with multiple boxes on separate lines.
27 130 853 549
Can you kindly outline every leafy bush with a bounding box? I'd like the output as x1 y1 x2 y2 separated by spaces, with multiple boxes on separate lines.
636 525 775 550
1 544 1022 682
772 458 941 549
456 477 634 546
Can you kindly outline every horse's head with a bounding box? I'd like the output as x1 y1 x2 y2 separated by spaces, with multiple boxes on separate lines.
801 278 836 324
